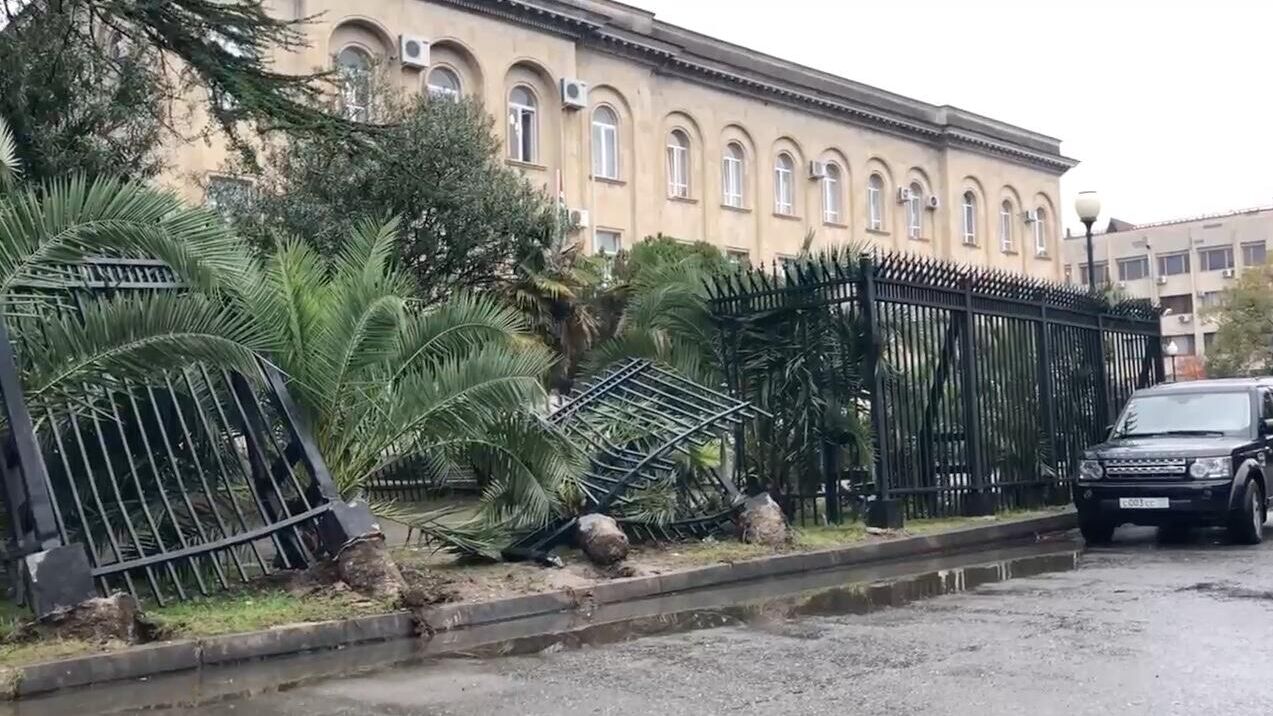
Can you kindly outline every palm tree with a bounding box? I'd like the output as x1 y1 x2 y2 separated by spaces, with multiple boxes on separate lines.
236 218 582 522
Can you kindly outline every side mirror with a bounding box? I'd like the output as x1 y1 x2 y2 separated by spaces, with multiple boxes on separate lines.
1262 418 1273 434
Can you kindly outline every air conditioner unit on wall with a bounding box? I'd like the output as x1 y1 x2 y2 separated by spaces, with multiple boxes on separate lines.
560 78 588 109
1179 314 1193 324
1222 268 1236 278
398 35 430 68
926 195 940 210
1156 276 1169 285
896 187 912 204
1116 281 1127 289
808 161 828 179
1023 209 1040 223
569 208 590 229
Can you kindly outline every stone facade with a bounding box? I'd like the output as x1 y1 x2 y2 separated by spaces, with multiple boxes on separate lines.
170 0 1076 278
1062 207 1273 360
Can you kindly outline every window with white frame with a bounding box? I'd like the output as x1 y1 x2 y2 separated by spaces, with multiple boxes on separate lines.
774 153 795 215
1242 241 1267 266
822 163 842 224
961 191 978 245
426 67 461 100
906 183 923 239
867 174 884 230
507 85 537 162
336 47 372 122
591 106 619 180
594 229 621 257
999 200 1014 252
723 142 745 208
1033 207 1049 255
667 130 690 198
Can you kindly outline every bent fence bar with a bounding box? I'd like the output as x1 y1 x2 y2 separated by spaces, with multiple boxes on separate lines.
0 259 375 616
708 251 1163 527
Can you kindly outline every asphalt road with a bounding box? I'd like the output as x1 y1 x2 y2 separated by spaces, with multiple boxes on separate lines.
147 526 1273 715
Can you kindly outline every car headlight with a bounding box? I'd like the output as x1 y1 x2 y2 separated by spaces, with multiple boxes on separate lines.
1189 457 1231 479
1079 459 1103 481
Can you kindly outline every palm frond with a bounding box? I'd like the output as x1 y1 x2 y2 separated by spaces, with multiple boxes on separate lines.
0 116 20 190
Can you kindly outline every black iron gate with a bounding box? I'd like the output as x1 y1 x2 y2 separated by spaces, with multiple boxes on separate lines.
0 259 374 615
708 251 1163 527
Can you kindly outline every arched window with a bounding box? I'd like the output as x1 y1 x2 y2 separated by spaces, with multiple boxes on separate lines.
591 106 619 180
508 85 537 162
336 47 372 121
867 174 884 230
906 183 923 239
774 153 795 215
426 67 461 100
962 191 978 245
723 142 745 208
666 130 690 198
1033 207 1049 256
821 163 843 224
999 200 1014 252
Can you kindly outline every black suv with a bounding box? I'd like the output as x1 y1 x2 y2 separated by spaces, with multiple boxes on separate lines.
1073 378 1273 545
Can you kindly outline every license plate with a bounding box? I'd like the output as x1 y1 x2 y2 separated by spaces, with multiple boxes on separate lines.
1119 497 1169 509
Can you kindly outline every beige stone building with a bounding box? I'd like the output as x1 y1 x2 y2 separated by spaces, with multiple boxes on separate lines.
173 0 1077 278
1061 206 1273 360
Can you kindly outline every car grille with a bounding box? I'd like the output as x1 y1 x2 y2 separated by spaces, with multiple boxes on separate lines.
1103 458 1188 479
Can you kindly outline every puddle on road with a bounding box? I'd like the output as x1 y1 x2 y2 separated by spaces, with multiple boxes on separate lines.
6 540 1080 715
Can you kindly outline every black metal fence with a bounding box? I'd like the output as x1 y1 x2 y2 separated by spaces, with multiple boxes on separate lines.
708 252 1163 527
1 259 372 613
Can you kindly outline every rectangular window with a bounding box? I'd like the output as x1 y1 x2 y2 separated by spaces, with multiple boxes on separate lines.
1198 246 1234 272
1079 262 1110 285
777 254 799 273
906 194 922 239
508 106 536 162
1199 291 1223 310
1064 265 1074 284
1159 294 1194 315
667 144 689 198
723 157 744 208
1116 256 1149 281
867 185 882 230
1206 332 1219 355
1242 241 1267 266
1164 334 1196 356
726 249 749 266
591 123 617 179
594 229 621 257
775 167 794 215
1158 252 1190 276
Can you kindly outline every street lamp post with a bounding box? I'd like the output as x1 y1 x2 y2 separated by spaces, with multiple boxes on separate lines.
1166 339 1180 382
1074 191 1102 293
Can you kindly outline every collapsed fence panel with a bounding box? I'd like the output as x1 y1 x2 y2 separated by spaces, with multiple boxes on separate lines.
708 251 1163 527
0 259 374 613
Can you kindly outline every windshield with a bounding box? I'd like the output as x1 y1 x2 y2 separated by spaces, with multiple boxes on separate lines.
1112 391 1251 438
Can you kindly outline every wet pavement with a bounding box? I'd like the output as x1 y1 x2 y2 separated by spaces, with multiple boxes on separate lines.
16 526 1273 715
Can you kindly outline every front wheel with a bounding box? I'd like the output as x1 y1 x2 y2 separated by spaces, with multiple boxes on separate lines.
1227 479 1265 545
1079 517 1116 545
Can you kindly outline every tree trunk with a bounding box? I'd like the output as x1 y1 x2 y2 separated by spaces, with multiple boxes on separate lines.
576 514 630 565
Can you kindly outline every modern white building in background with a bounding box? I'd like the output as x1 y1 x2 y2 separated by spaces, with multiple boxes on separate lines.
1061 206 1272 361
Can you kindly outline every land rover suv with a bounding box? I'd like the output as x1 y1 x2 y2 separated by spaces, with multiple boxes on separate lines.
1073 378 1273 545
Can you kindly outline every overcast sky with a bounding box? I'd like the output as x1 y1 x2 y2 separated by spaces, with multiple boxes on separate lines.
627 0 1273 233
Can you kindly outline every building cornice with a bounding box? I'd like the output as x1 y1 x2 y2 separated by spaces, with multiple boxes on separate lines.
430 0 1079 174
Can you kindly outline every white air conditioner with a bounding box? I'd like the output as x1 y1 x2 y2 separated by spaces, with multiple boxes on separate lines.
1116 281 1127 289
1222 268 1236 278
896 187 913 204
1156 276 1169 285
1179 314 1193 324
926 195 940 210
808 160 828 179
1023 209 1040 223
398 35 430 68
569 208 590 229
560 78 588 109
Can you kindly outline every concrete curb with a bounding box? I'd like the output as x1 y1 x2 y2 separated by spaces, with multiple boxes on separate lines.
3 511 1076 699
